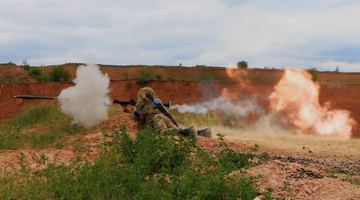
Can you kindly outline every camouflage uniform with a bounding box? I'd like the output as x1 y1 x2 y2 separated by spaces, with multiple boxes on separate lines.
135 87 211 137
135 87 179 134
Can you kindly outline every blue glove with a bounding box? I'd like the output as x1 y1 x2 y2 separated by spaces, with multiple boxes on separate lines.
132 111 141 120
152 99 160 106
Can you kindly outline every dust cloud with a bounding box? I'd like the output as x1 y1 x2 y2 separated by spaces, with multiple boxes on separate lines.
172 96 262 117
172 68 357 139
58 64 111 129
270 69 356 138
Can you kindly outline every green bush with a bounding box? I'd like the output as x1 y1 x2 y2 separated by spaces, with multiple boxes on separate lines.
28 68 49 82
0 126 259 199
21 60 30 70
237 61 248 69
28 68 42 77
306 68 318 82
155 74 162 80
49 66 71 82
136 69 153 85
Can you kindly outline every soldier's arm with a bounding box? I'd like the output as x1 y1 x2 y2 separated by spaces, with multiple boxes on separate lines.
135 98 154 119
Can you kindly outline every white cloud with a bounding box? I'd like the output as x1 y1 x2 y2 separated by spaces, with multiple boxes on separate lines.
0 0 360 71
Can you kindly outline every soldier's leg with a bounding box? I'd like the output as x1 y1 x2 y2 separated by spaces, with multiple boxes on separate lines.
152 114 168 134
160 114 197 136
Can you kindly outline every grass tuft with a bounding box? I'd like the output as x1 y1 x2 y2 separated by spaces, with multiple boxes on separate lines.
170 110 218 127
0 103 85 149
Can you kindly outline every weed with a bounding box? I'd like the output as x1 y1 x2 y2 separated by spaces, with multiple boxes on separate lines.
169 110 218 126
136 69 153 85
251 144 260 152
36 153 49 167
346 175 360 185
0 126 259 199
21 59 30 70
325 168 338 178
217 148 254 173
49 66 71 82
0 104 85 149
155 73 162 80
259 152 270 163
264 187 274 200
1 75 15 83
307 68 318 82
28 68 49 82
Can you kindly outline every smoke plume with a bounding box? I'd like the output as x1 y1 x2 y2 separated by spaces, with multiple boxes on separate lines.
58 64 111 128
270 69 356 138
172 96 262 117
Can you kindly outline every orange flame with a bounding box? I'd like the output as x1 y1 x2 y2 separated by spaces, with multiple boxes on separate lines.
223 67 251 100
270 69 356 138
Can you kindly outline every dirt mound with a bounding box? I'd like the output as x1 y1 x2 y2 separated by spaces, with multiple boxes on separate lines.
0 63 31 83
0 108 138 172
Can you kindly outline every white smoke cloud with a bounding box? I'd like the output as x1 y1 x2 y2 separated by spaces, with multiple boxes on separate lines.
171 96 263 117
58 63 111 128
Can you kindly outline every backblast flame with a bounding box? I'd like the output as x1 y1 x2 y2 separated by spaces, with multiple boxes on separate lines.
270 69 356 138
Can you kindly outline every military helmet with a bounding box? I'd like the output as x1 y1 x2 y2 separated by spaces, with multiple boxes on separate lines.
137 87 156 99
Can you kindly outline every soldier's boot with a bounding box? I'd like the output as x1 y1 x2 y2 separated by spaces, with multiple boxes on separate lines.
178 126 196 137
197 128 212 138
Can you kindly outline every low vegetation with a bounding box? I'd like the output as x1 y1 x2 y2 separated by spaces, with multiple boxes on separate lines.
27 66 71 82
170 110 218 127
0 126 260 199
28 68 49 82
49 66 71 82
306 68 318 82
136 69 154 85
0 103 84 149
21 60 30 71
237 61 248 69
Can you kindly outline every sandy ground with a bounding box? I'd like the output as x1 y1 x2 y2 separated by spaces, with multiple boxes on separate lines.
212 126 360 159
208 126 360 199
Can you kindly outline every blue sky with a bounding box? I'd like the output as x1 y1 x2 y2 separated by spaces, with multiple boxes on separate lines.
1 0 360 72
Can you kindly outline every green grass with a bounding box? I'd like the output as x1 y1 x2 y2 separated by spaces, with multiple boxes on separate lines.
170 110 219 127
346 175 360 185
0 103 85 149
0 126 259 200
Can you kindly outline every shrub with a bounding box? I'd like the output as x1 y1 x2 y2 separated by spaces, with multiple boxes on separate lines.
49 66 71 82
218 148 254 173
307 68 318 82
136 69 153 85
21 60 30 70
264 187 274 200
28 68 42 77
155 74 162 80
28 68 49 82
237 60 248 69
0 126 259 199
195 64 206 67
